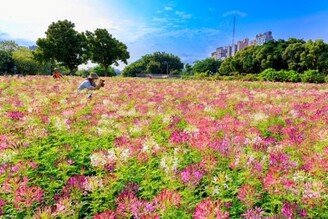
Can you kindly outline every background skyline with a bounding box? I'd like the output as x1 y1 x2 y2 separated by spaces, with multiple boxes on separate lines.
1 0 328 70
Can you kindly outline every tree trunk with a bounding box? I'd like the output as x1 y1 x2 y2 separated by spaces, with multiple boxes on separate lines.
104 65 108 77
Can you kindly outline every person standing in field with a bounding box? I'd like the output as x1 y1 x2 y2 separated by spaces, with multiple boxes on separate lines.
53 68 63 79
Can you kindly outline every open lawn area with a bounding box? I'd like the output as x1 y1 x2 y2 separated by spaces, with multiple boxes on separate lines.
0 76 327 218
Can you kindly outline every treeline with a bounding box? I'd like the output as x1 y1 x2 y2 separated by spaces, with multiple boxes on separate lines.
2 25 328 83
0 20 129 76
189 38 328 83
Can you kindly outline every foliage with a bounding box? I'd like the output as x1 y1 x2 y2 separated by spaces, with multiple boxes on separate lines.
121 60 144 77
12 47 41 75
0 41 19 74
122 52 183 76
0 76 328 218
259 68 302 82
183 63 193 75
34 19 87 73
282 38 306 72
218 57 235 75
146 61 161 74
218 38 328 80
192 58 222 75
233 45 260 73
300 39 328 74
90 65 116 77
301 69 325 83
85 28 129 77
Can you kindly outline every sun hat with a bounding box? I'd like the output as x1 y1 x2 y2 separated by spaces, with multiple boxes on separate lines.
88 72 99 79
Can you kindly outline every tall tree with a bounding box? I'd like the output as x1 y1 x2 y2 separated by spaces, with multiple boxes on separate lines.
300 39 328 74
0 41 20 73
12 47 40 75
85 28 129 77
219 57 235 75
192 58 222 74
254 40 288 71
232 45 260 73
34 20 87 74
282 38 306 72
122 51 183 76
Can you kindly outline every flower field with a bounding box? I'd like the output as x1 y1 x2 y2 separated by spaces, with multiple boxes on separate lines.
0 76 327 218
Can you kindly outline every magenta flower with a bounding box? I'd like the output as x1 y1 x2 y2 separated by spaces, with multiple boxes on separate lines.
170 130 190 144
0 199 6 216
152 189 181 211
180 163 205 187
92 210 116 219
8 111 25 120
281 201 297 219
269 151 296 172
193 198 229 219
13 177 44 209
237 184 256 207
241 207 264 219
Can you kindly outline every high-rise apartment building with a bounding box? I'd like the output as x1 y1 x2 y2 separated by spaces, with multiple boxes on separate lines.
211 31 273 60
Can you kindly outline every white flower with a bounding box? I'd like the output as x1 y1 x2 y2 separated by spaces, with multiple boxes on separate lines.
212 186 220 196
90 153 107 168
53 117 69 130
119 148 130 161
107 149 117 161
85 176 103 192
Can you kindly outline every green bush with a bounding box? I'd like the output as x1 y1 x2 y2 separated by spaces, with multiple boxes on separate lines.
324 75 328 83
301 69 325 83
239 74 260 81
259 68 302 82
285 70 302 82
259 68 278 81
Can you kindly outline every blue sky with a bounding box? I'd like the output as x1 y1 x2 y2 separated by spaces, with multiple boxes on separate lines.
1 0 328 69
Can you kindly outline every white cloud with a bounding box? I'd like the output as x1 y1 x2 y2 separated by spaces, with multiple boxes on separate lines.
223 10 247 17
164 6 173 11
175 11 193 19
0 0 157 45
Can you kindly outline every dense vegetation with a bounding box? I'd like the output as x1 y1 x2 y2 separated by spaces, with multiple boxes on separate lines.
1 76 327 218
121 52 184 77
217 38 328 77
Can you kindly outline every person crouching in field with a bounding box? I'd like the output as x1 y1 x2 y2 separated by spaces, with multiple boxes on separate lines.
78 72 105 97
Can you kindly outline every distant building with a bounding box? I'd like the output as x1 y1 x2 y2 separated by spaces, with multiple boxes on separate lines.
211 47 228 60
255 31 273 46
237 38 249 51
211 31 274 60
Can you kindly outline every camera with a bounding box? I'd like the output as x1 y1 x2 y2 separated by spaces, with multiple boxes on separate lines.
100 79 105 87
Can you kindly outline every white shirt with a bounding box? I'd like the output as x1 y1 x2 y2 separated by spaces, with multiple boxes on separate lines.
78 80 95 91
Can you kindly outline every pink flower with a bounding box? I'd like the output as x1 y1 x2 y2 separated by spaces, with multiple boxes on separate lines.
193 198 229 219
152 189 181 211
92 210 116 219
170 130 190 144
8 111 25 120
281 201 297 219
13 177 44 209
180 163 205 187
241 207 264 219
237 184 256 207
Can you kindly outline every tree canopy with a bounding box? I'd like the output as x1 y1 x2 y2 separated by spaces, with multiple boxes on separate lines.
218 38 328 75
122 52 183 77
85 28 129 77
0 41 19 73
192 58 222 74
34 20 87 73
